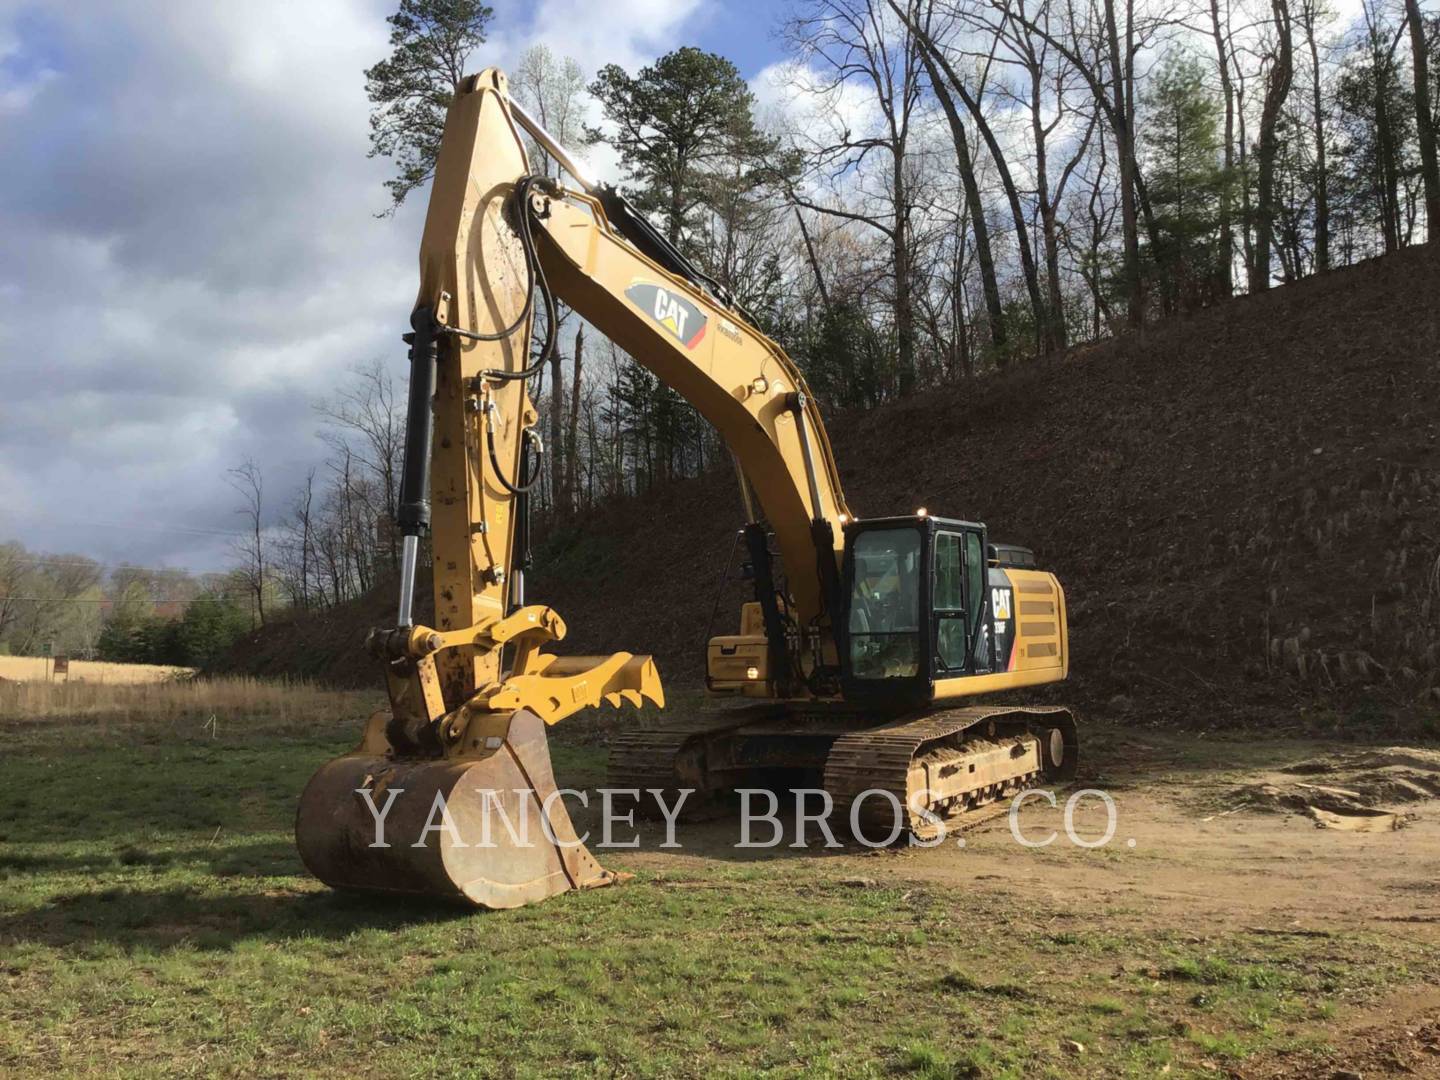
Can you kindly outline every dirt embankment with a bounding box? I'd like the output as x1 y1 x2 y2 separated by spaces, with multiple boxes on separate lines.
219 245 1440 729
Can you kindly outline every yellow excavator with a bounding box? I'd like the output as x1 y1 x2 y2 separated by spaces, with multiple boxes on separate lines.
296 69 1075 908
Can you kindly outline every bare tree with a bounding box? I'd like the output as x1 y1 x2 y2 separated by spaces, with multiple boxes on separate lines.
1252 0 1296 291
227 458 266 626
0 543 25 642
564 325 584 516
911 20 1008 355
898 0 1050 351
277 468 318 610
1104 0 1146 321
1209 0 1240 291
1299 0 1332 270
550 331 566 516
0 546 103 656
511 44 589 179
316 359 403 569
512 44 594 507
1067 128 1120 334
784 0 927 393
988 0 1153 326
1000 0 1098 350
793 205 834 312
1402 0 1439 229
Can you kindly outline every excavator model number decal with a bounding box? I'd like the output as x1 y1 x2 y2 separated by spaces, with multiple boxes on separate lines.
626 281 708 349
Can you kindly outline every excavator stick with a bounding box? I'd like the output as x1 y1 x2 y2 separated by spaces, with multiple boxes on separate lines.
293 70 662 909
296 709 611 908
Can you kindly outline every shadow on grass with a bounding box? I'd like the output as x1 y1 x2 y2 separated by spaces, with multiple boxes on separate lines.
0 838 304 879
1 882 475 952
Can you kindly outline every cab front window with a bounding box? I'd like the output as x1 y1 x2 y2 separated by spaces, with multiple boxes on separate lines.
847 529 922 679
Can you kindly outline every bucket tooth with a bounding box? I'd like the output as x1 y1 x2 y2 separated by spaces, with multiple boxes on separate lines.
296 709 612 909
485 652 663 726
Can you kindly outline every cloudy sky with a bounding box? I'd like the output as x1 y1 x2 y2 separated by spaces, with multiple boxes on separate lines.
0 0 787 575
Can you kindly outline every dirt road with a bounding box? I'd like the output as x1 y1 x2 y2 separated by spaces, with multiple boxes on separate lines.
593 722 1440 1077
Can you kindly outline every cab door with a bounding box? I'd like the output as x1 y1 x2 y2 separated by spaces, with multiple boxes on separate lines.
932 527 990 676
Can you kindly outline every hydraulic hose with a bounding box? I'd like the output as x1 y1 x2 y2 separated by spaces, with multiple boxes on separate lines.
441 174 560 384
484 404 544 495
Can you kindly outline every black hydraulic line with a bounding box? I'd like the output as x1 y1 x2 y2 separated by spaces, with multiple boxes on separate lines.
744 522 793 691
438 174 560 383
485 412 544 495
464 177 761 391
592 186 761 328
514 449 534 572
453 217 536 343
484 175 558 382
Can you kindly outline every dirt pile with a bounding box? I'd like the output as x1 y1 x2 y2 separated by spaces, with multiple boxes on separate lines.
1233 746 1440 829
218 245 1440 729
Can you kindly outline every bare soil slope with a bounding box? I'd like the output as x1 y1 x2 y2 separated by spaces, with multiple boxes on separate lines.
220 246 1440 729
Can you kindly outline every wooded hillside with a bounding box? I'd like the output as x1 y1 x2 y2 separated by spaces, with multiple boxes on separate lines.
218 242 1440 731
228 0 1438 620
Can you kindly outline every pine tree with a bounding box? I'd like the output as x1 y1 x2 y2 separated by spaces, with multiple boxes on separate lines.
587 48 775 486
587 48 776 252
1335 19 1420 255
364 0 494 210
1140 54 1231 310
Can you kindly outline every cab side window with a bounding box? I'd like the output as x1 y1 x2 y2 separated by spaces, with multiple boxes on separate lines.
934 533 968 672
965 532 985 637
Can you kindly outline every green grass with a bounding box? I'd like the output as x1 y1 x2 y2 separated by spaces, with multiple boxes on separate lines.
0 686 1434 1077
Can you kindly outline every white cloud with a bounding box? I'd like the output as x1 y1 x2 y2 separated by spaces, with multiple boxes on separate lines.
0 0 712 571
492 0 703 77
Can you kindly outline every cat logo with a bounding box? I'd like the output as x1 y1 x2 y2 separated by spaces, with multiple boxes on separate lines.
626 281 708 349
992 587 1012 622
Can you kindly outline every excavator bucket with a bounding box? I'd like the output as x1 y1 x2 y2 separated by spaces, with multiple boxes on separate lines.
296 709 612 909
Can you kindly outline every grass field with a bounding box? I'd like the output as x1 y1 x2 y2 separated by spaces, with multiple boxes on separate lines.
0 656 193 684
2 679 1437 1078
0 673 342 725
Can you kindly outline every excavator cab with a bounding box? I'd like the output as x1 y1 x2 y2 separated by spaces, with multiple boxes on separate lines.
840 516 992 707
708 513 1065 708
838 513 1067 705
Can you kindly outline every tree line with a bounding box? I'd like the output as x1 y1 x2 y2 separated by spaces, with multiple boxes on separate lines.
222 0 1438 623
0 542 250 666
368 0 1435 485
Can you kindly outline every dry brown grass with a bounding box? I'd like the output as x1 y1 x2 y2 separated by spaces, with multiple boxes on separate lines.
0 673 381 731
0 655 193 684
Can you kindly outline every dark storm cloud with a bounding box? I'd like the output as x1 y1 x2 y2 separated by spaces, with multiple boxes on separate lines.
0 1 417 570
0 0 705 572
